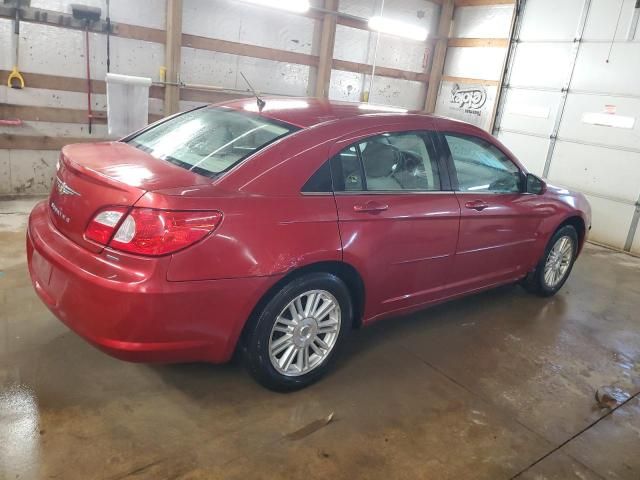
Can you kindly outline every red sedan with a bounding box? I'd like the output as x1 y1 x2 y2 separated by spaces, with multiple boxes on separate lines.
27 98 591 390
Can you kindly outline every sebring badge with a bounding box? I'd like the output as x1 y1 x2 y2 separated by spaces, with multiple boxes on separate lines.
56 177 80 197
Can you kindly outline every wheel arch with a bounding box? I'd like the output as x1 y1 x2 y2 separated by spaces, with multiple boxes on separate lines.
558 215 587 253
238 261 366 351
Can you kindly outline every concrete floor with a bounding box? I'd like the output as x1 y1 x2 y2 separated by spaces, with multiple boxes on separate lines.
1 197 639 480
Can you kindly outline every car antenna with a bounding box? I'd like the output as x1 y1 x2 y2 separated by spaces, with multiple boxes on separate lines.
240 72 266 113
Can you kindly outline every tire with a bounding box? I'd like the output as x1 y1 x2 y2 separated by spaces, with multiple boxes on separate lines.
523 225 579 297
243 272 353 392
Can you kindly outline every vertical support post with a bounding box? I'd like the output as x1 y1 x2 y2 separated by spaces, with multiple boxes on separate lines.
491 0 526 134
315 0 338 98
164 0 183 116
424 0 453 113
541 0 591 178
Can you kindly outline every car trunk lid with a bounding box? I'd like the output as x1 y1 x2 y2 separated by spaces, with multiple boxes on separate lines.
49 142 211 252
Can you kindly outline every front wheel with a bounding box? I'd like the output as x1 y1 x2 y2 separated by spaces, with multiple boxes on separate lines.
523 225 578 297
243 272 353 391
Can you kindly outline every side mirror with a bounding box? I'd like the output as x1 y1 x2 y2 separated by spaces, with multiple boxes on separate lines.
525 173 546 195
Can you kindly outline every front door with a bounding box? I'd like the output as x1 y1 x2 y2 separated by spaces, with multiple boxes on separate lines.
331 126 460 321
441 132 543 291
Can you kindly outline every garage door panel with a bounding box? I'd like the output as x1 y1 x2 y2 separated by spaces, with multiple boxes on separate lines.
497 131 549 176
558 94 640 150
509 43 574 88
583 0 639 41
519 0 584 41
499 89 562 136
583 195 634 250
572 43 640 95
547 141 640 204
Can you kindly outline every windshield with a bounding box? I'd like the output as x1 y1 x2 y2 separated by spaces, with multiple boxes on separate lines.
127 107 298 178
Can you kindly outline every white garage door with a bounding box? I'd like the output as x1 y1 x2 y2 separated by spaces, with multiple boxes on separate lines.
493 0 640 254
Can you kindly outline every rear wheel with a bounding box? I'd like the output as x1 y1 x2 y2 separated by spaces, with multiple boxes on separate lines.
523 225 578 297
243 272 352 391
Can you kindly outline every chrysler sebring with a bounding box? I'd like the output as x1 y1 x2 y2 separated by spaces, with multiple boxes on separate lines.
27 98 591 390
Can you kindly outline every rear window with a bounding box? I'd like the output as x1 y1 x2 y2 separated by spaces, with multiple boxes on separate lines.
127 107 298 178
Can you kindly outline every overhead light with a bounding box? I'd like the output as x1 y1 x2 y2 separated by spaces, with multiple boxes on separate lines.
241 0 310 13
368 16 428 41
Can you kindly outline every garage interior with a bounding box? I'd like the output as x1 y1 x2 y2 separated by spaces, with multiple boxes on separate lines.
1 0 640 478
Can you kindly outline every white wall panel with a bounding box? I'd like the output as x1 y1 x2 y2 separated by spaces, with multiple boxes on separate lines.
583 195 634 250
2 150 58 195
519 0 583 40
572 43 640 95
508 43 573 87
499 89 561 136
443 47 505 81
1 23 163 82
180 47 311 96
558 94 640 150
328 70 364 103
496 131 549 176
333 25 374 65
183 0 317 54
547 142 640 204
452 5 514 39
583 0 638 41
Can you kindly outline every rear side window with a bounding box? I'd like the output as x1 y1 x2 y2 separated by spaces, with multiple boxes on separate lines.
332 132 441 192
128 107 298 178
444 134 521 193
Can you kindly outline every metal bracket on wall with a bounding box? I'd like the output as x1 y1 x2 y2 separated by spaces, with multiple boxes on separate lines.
541 0 592 178
492 0 527 136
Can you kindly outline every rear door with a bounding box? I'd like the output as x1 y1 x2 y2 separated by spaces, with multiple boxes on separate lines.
331 123 460 321
440 132 543 291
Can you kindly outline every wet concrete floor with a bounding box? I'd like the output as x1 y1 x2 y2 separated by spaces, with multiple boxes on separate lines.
1 197 639 479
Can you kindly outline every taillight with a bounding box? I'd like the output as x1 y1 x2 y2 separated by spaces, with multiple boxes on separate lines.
85 208 222 256
85 207 128 245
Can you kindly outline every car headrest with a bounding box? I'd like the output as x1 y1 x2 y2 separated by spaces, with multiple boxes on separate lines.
361 142 397 178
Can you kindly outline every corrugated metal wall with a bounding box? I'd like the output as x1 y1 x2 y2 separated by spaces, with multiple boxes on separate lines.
493 0 640 254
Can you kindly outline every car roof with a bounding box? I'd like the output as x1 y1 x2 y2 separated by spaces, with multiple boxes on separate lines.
215 97 434 129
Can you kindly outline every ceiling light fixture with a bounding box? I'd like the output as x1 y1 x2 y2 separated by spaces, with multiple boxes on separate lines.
241 0 310 13
368 16 428 41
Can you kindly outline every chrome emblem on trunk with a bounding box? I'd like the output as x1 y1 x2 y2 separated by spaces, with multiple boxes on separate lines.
56 177 80 196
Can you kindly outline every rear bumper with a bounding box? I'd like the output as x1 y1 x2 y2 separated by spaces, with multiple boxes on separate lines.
27 200 276 363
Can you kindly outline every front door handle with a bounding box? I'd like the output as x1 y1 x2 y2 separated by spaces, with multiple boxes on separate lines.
353 201 389 213
465 200 489 211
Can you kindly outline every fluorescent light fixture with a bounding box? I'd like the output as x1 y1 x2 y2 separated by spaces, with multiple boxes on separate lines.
359 104 408 113
241 0 310 13
368 16 428 41
582 112 635 129
244 99 309 112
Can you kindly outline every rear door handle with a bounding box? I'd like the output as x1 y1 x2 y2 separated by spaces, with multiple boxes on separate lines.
353 201 389 213
465 200 489 211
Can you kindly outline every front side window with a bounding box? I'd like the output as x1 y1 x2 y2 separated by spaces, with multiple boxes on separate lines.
332 132 441 192
444 134 521 193
128 107 297 178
